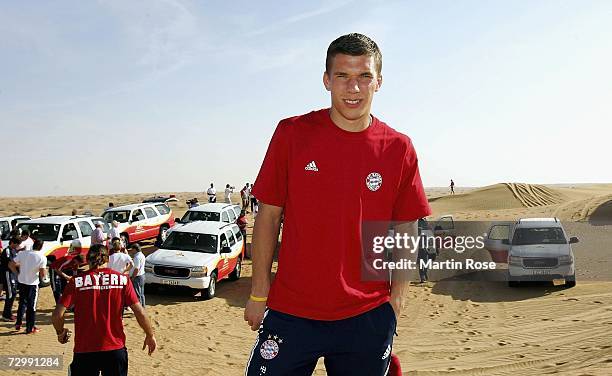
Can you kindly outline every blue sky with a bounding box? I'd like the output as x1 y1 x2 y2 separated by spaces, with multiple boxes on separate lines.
2 0 611 196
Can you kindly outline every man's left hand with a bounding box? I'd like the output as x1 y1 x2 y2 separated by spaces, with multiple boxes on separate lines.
57 328 71 344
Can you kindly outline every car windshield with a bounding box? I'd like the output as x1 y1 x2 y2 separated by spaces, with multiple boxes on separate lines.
103 211 130 223
512 227 567 245
17 223 60 241
181 211 220 223
161 231 218 254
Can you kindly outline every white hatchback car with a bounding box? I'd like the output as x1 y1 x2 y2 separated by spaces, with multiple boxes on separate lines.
484 218 578 287
145 221 245 299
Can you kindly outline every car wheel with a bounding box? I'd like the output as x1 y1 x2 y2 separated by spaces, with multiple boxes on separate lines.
120 234 129 248
228 258 242 281
39 259 52 287
565 274 576 288
202 272 217 300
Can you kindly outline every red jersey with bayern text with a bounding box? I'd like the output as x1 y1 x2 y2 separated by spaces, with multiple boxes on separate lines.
252 109 431 320
59 268 139 353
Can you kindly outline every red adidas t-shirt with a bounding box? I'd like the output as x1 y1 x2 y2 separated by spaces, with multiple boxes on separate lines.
60 268 139 353
252 109 431 320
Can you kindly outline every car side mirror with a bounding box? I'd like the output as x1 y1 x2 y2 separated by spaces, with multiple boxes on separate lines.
569 236 579 244
175 218 181 223
501 239 510 245
221 246 232 254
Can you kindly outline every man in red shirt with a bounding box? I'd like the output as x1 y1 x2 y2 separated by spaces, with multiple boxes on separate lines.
52 244 156 375
244 33 431 375
50 248 84 303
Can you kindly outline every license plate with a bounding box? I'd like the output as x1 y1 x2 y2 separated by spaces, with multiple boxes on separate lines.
162 279 179 285
552 278 566 286
532 270 551 275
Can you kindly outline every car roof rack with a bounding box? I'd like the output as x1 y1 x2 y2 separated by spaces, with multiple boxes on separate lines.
517 217 559 223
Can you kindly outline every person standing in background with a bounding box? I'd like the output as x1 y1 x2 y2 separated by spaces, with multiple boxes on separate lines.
10 239 47 333
224 184 235 204
91 222 106 246
19 230 34 252
129 244 146 308
240 184 250 211
108 238 133 275
109 221 121 243
237 210 248 240
1 237 20 322
50 249 84 303
207 183 217 203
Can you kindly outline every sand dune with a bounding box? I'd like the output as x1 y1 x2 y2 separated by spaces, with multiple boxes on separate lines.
554 194 612 224
429 184 527 214
504 183 567 207
1 184 612 375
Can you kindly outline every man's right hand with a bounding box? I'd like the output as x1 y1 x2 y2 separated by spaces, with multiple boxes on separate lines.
244 299 267 331
143 334 157 355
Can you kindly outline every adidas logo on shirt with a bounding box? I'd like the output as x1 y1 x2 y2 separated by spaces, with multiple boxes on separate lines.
304 161 318 172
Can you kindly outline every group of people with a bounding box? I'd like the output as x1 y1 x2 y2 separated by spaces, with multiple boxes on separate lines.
0 225 147 334
51 237 146 308
205 182 259 214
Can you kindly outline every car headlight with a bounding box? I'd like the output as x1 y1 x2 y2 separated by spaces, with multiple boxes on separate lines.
144 261 153 273
191 266 208 278
558 255 573 265
508 256 522 266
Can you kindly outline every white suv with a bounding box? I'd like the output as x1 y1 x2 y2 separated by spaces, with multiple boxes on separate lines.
145 221 245 299
169 203 241 234
485 218 578 287
102 203 175 246
17 215 110 286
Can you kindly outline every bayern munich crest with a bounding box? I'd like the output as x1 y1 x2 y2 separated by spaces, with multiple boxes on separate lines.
260 339 280 360
366 172 383 191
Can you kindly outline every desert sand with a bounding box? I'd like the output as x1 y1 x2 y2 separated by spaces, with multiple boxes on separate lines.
0 183 611 375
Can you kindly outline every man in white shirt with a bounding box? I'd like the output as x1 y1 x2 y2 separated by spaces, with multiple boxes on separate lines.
129 244 146 308
107 238 133 275
19 230 34 252
224 184 234 204
108 221 121 242
9 239 46 333
207 183 217 203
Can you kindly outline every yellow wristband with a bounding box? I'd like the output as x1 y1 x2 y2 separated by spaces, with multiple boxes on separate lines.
249 295 268 302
